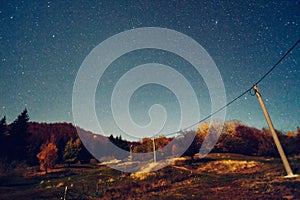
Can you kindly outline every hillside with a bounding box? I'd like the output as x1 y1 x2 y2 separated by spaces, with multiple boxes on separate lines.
1 112 300 199
1 117 300 167
0 153 299 199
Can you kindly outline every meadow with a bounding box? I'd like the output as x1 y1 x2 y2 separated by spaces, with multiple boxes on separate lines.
1 153 299 200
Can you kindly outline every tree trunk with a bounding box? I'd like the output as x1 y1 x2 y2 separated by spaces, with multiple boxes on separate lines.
191 155 195 162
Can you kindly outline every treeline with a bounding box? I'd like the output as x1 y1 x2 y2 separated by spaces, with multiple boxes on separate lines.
0 109 94 173
0 109 30 163
182 121 300 160
1 110 299 173
131 120 300 160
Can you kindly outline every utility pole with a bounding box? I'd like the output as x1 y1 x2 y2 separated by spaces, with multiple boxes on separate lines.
152 136 156 163
253 85 298 178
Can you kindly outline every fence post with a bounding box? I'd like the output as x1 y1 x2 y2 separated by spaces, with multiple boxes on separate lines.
64 186 68 200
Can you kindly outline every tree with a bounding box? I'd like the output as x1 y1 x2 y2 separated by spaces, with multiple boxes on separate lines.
155 135 172 156
215 120 242 153
197 122 210 136
133 137 153 153
155 136 170 150
109 135 129 151
37 141 58 174
0 116 8 158
10 109 30 161
257 128 277 156
0 116 7 135
214 132 236 153
197 121 223 155
183 130 203 161
63 138 81 167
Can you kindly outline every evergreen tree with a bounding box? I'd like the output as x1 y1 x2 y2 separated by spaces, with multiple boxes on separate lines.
0 116 7 135
0 116 8 158
108 134 129 159
9 108 30 161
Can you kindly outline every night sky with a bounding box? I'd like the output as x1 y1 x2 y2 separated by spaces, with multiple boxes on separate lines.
0 1 299 139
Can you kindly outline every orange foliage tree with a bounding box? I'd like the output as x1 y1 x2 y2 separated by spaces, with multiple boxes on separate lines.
37 142 58 173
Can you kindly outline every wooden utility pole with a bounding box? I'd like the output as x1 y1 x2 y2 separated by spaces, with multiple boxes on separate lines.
253 85 298 178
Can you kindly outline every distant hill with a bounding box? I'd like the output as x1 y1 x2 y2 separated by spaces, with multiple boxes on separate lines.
1 119 299 168
26 122 111 165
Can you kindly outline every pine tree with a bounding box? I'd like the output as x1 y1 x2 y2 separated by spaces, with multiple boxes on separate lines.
0 116 8 158
0 116 7 135
9 108 30 161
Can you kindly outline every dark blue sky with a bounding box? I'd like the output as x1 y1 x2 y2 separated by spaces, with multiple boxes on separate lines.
0 1 299 138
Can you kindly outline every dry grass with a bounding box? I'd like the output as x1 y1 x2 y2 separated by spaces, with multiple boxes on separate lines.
196 159 262 174
0 153 299 199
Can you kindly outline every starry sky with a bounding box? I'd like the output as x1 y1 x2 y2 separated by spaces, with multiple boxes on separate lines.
0 1 299 139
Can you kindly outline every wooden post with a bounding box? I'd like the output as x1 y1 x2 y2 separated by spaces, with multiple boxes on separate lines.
152 137 156 163
64 186 68 200
130 145 133 162
253 85 298 178
96 183 99 194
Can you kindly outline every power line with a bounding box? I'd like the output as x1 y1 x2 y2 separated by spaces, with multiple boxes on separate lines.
255 39 300 85
164 39 300 137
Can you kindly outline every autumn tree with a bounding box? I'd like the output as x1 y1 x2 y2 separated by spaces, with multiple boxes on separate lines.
217 121 242 151
155 135 172 156
284 131 300 155
133 137 154 153
37 141 58 173
215 121 244 154
155 136 170 149
233 125 260 155
63 138 81 167
197 122 210 137
197 121 223 155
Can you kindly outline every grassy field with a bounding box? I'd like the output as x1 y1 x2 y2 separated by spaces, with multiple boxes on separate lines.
0 153 299 199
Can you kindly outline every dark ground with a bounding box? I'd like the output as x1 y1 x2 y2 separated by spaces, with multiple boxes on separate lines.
0 153 299 200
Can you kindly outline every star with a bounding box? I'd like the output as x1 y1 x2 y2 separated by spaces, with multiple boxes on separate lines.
0 0 299 137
